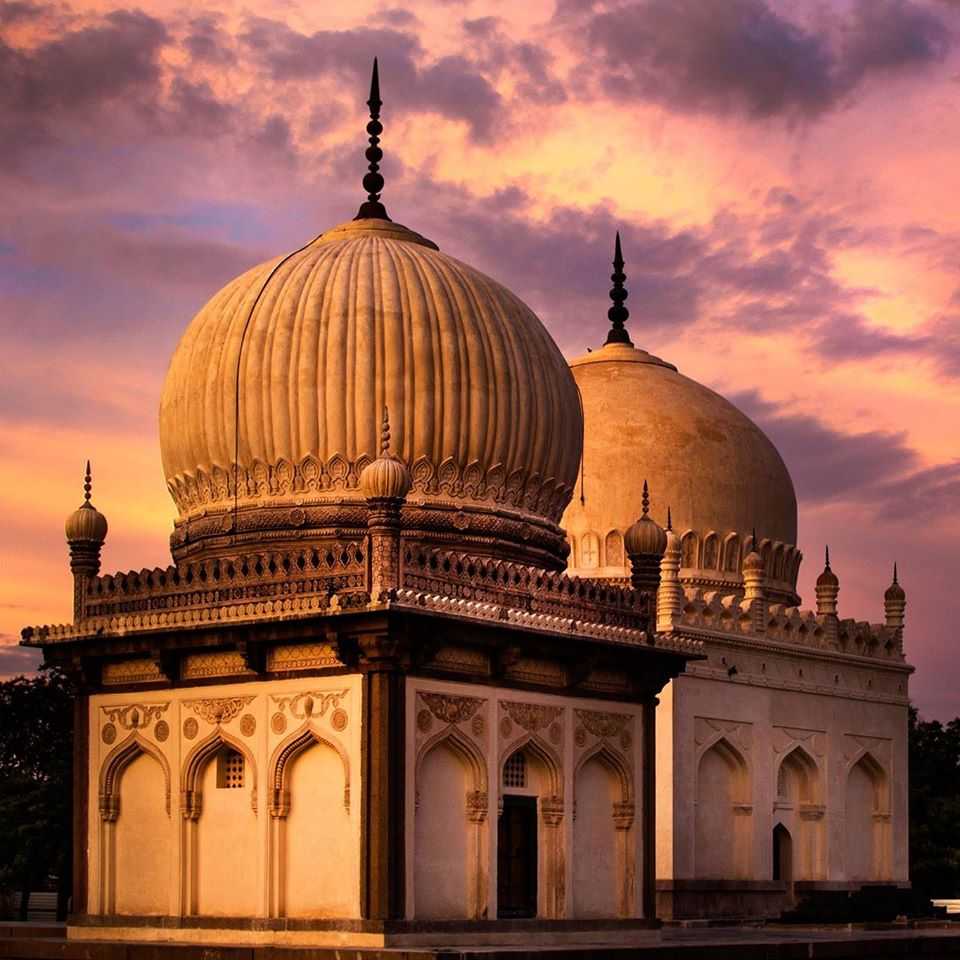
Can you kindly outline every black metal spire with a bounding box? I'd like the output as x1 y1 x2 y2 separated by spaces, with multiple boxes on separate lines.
355 58 390 221
604 231 632 346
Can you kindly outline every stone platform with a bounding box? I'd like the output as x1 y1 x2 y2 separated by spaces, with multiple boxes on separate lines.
2 925 960 959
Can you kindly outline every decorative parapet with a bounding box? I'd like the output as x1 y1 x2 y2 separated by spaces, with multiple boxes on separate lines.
671 587 905 661
402 546 651 631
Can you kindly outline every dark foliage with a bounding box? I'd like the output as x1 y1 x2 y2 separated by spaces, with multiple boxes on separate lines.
909 705 960 900
0 667 74 920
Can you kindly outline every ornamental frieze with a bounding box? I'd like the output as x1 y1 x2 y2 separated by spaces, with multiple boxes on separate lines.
575 709 632 740
270 689 348 720
500 701 562 735
419 692 485 726
183 696 255 726
101 702 169 731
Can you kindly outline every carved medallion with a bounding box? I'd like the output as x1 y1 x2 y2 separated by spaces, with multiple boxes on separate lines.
331 708 348 732
271 712 287 735
419 692 484 725
620 730 632 751
417 709 433 733
500 716 513 738
101 723 117 745
184 696 255 726
501 701 562 733
183 717 199 740
574 726 587 748
240 714 256 737
154 720 170 742
549 722 562 745
472 715 485 737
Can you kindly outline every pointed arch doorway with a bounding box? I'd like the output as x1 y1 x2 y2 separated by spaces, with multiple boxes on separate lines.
773 822 793 897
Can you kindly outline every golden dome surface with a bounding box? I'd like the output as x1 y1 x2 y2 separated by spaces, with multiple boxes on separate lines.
563 340 800 601
160 217 582 566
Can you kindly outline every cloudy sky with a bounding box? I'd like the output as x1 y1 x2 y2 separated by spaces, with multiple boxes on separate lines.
1 0 958 717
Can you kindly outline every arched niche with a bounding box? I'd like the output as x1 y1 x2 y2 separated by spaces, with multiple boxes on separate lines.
98 734 172 916
268 724 355 918
845 752 891 882
722 534 741 573
414 728 488 919
604 530 625 568
694 737 751 879
580 532 600 569
497 735 565 919
775 746 824 880
680 531 699 569
572 745 634 919
181 729 258 917
702 532 719 571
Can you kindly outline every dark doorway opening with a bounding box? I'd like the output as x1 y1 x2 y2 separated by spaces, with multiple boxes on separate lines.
497 795 538 918
773 822 793 884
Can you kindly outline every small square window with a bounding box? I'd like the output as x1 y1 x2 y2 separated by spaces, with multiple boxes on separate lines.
216 749 244 789
503 751 526 789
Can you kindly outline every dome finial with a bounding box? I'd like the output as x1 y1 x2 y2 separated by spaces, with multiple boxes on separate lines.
666 505 672 532
604 231 632 346
83 459 92 503
380 405 392 456
824 544 831 571
641 478 650 517
355 57 391 221
893 561 898 585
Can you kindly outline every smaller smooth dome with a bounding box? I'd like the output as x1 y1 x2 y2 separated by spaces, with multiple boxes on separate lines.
66 502 107 543
743 549 764 574
885 579 905 604
817 566 839 589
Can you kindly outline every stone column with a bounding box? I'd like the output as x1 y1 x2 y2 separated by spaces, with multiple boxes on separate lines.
743 545 767 637
641 697 658 923
359 633 407 921
657 527 683 632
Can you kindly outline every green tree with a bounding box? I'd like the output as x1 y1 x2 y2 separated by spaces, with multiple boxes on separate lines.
0 668 74 920
909 705 960 900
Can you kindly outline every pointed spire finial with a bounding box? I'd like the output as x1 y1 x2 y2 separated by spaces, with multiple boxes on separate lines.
355 58 391 221
893 561 898 585
824 544 831 571
604 231 633 346
83 460 92 504
752 527 758 552
380 406 391 456
641 479 650 517
666 506 672 531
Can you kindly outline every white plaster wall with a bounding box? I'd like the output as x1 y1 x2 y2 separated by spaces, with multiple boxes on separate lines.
114 753 170 916
404 676 646 922
658 649 909 885
414 742 471 918
88 674 362 919
572 757 618 917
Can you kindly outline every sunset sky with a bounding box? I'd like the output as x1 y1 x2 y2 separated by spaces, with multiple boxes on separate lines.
1 0 958 718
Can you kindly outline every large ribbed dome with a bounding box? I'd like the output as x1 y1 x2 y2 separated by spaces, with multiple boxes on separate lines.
160 217 582 566
563 341 800 602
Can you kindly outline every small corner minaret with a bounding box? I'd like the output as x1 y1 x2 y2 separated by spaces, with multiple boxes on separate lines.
742 528 767 636
625 480 667 599
65 461 108 621
815 545 840 616
884 562 906 648
360 407 411 601
604 232 633 346
657 506 683 632
815 545 840 646
355 57 391 221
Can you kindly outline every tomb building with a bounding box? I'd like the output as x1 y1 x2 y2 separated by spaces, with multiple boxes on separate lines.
22 67 699 948
563 235 913 919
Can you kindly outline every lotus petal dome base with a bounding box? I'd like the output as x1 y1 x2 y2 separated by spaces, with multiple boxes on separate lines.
160 218 582 567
